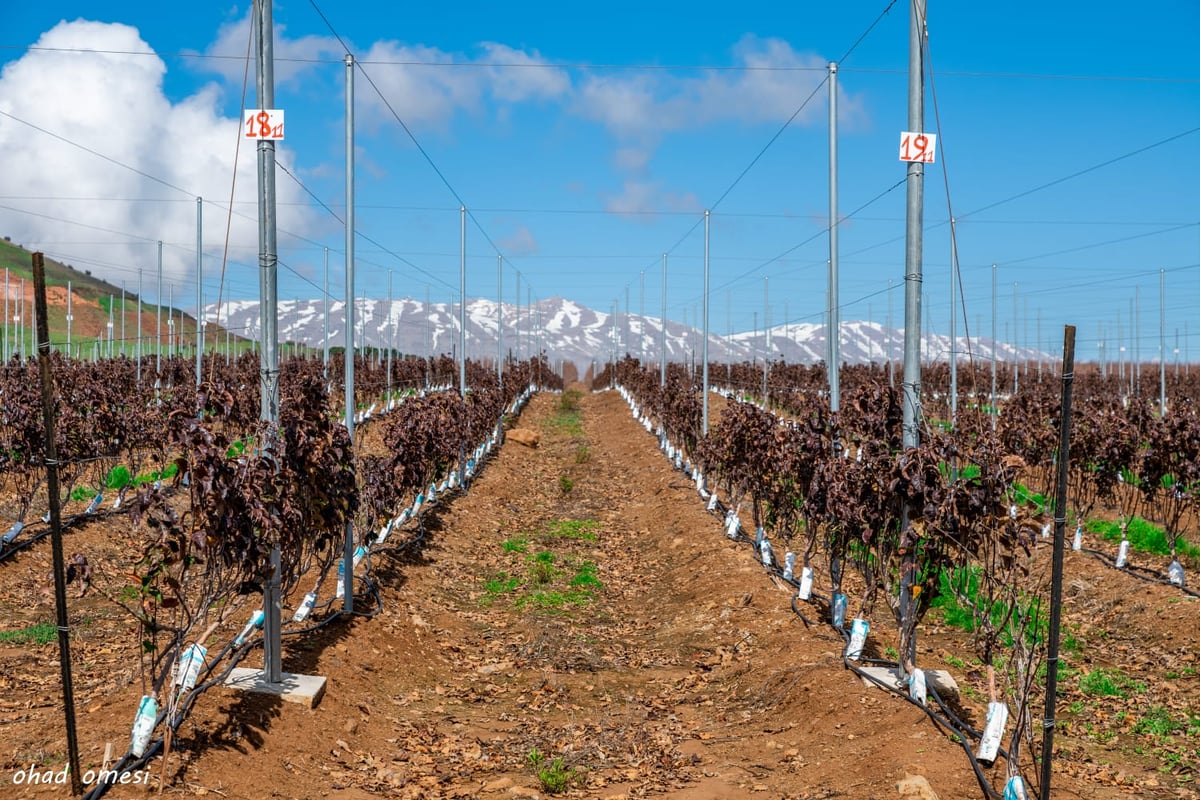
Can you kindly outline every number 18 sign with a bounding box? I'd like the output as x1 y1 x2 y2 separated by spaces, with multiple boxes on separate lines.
898 131 936 163
244 109 285 140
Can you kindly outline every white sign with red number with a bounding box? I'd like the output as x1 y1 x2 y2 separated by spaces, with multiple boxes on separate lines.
898 131 936 163
244 109 285 140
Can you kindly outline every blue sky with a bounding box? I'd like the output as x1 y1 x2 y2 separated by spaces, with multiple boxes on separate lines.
2 1 1198 363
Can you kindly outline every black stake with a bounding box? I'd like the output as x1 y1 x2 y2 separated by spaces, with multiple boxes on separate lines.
1040 324 1075 800
32 251 83 795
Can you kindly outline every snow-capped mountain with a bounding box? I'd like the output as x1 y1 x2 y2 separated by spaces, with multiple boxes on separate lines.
208 296 1048 372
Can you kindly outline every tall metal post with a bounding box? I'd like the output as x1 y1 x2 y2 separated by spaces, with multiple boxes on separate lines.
66 280 72 355
625 284 630 357
387 270 393 402
1012 282 1019 395
196 196 203 385
323 246 329 378
497 255 503 382
660 254 667 387
137 270 143 383
828 60 841 413
3 267 7 361
120 283 126 359
342 51 356 613
887 279 894 388
1160 269 1167 414
762 277 769 403
254 0 284 683
459 206 467 398
949 218 957 426
991 264 997 429
156 241 162 374
515 272 521 361
702 209 710 433
639 270 645 362
899 0 927 673
1135 287 1141 397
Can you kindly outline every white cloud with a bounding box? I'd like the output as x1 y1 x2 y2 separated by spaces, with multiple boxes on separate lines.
0 20 321 301
574 36 861 138
604 181 701 218
497 224 539 256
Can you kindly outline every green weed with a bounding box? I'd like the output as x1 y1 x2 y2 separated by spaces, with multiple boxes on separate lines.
574 444 592 464
1085 516 1200 558
502 536 529 554
526 747 577 794
104 465 132 490
0 622 56 645
1078 668 1145 698
559 475 574 494
546 519 599 541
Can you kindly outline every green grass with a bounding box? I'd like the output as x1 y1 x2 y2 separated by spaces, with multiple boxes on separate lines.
69 485 97 501
1013 482 1047 513
931 566 1048 647
546 519 600 541
1132 706 1187 740
502 536 529 553
1085 516 1199 558
0 622 57 645
574 445 592 464
559 474 575 494
1078 668 1145 698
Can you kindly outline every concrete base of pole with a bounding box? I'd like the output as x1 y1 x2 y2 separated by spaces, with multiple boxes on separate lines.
224 668 326 709
858 665 959 698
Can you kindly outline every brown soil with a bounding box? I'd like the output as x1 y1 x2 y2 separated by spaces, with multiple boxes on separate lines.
1 387 1197 799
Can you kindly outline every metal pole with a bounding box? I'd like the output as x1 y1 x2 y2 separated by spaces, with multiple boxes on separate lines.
887 279 894 388
899 0 927 673
32 253 83 794
3 267 7 361
762 277 769 403
254 0 284 684
702 209 710 433
949 218 957 426
137 270 142 382
497 255 503 382
120 283 126 359
515 272 521 361
66 280 72 355
625 284 630 357
1013 282 1019 396
991 264 997 430
342 51 356 613
1160 269 1167 414
660 254 667 387
387 270 393 402
1041 324 1077 800
639 270 645 362
323 246 329 378
459 205 467 398
156 241 162 374
828 60 841 413
196 196 203 385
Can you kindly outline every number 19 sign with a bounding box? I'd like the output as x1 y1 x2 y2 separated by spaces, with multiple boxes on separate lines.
898 131 936 163
244 109 285 140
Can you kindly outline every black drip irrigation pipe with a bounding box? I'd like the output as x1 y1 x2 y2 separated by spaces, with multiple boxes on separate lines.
614 384 1011 800
1078 546 1200 599
80 386 540 798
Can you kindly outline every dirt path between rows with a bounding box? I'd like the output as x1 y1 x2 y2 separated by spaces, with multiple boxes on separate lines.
91 386 978 800
14 386 1178 800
